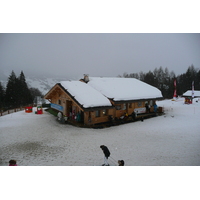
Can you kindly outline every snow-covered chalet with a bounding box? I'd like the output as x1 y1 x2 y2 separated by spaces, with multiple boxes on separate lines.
44 75 163 126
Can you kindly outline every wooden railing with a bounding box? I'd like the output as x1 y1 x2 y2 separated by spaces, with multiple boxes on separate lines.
0 107 27 117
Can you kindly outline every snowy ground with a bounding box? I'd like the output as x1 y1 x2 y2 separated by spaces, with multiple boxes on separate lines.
1 98 200 166
1 98 200 200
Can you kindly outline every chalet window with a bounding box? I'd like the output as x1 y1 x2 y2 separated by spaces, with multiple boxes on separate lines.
129 103 132 108
137 102 142 107
102 109 107 115
115 105 121 110
58 99 61 105
95 110 100 117
122 103 126 110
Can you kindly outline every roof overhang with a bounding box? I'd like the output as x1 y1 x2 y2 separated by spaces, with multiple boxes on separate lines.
111 97 164 104
83 105 114 111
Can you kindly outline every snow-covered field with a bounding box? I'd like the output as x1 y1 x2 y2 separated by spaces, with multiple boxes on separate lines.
0 98 200 166
1 98 200 200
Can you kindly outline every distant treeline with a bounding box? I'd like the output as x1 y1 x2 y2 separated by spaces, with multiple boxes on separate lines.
0 71 43 111
119 64 200 99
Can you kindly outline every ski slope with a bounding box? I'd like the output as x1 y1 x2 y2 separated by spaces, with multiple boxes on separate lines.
0 98 200 166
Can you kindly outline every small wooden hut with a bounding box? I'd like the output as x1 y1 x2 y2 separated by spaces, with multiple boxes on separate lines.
182 90 200 104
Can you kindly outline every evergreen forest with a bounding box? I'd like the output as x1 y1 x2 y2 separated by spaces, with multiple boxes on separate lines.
119 64 200 99
0 71 42 111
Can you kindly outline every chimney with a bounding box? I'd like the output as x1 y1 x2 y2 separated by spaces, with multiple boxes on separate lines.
84 74 89 83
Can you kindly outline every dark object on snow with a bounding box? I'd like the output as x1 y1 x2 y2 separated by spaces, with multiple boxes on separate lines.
102 163 110 166
118 160 125 166
100 145 110 158
131 112 136 120
9 160 17 166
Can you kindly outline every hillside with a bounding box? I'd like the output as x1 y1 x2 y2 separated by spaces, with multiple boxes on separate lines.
0 70 68 95
26 76 65 95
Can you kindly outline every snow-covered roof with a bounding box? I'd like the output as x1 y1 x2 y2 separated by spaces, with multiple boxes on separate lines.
87 77 163 101
60 81 112 108
183 90 200 97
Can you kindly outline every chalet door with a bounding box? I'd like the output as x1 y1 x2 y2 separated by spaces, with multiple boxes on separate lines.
66 100 72 116
80 111 84 122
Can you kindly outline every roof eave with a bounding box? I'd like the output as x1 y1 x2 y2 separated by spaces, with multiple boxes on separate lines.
83 105 114 111
112 97 164 104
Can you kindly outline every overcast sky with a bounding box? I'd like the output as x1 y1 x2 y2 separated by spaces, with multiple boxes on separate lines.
0 33 200 79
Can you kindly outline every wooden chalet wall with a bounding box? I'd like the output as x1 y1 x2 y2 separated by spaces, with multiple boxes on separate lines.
84 100 158 125
111 100 156 118
84 108 113 125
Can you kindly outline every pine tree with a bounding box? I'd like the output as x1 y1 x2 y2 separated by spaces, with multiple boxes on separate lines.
185 65 197 90
0 82 5 110
196 70 200 90
143 70 155 86
5 70 33 108
18 71 33 106
177 73 185 95
139 71 145 81
177 65 198 95
5 71 18 108
29 87 43 98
